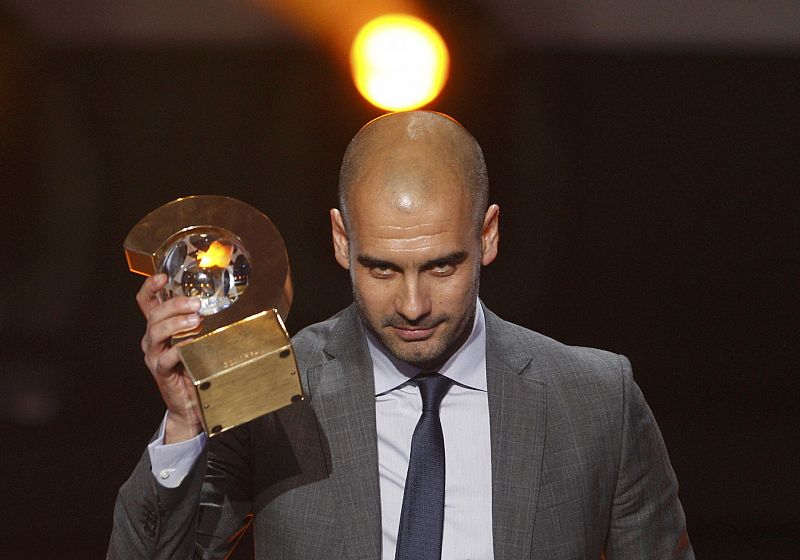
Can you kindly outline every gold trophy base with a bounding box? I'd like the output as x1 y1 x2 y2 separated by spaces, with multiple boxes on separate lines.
177 309 303 437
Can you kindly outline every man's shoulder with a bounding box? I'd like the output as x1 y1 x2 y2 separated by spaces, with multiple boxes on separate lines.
484 307 629 387
290 306 357 369
291 307 347 344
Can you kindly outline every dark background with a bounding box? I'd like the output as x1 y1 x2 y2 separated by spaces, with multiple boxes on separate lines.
1 2 797 558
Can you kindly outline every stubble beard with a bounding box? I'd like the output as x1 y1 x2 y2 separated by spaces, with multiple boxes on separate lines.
352 270 480 371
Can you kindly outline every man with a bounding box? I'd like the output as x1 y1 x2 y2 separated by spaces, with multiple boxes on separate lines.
108 111 693 559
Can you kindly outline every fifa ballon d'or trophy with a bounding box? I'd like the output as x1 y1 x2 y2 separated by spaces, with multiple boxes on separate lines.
124 196 302 437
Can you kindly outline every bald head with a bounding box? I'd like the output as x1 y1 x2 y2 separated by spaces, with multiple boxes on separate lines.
338 111 488 236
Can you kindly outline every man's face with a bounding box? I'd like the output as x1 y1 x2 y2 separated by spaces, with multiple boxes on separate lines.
332 166 498 371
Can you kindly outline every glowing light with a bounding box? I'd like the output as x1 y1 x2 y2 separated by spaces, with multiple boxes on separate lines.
351 14 449 111
197 241 233 269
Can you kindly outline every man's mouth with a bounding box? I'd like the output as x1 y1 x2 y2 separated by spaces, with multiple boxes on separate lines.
390 325 437 342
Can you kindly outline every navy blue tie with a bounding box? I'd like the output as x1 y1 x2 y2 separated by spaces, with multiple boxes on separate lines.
395 373 454 560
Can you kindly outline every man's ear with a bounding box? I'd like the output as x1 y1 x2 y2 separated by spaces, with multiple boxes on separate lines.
330 208 351 270
480 204 500 266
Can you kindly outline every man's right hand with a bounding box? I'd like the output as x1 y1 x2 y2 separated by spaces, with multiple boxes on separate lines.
137 274 205 444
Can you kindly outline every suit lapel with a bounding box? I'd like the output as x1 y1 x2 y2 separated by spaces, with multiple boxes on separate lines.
306 306 382 560
484 307 547 560
304 303 547 559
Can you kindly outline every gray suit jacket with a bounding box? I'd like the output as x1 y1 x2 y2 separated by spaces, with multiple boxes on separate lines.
108 304 693 559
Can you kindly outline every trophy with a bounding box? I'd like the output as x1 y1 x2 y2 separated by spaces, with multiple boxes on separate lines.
124 196 302 436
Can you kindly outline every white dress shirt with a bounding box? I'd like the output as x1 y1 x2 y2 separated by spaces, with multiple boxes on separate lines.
368 302 494 560
147 415 207 488
149 303 494 559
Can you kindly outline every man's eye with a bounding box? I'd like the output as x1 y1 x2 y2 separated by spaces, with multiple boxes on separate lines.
431 265 455 276
370 267 395 278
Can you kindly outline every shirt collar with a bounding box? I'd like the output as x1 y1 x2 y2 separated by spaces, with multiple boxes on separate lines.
366 300 487 395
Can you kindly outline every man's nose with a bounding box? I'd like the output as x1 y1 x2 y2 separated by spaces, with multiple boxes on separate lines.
396 276 431 322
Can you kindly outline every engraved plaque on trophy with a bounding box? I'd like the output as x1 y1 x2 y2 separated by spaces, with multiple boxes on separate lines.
123 196 302 436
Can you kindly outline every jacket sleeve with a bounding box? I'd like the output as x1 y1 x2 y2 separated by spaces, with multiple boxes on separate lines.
604 355 694 559
106 425 253 560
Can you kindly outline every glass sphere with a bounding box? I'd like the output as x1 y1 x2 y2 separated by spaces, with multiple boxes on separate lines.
159 228 250 316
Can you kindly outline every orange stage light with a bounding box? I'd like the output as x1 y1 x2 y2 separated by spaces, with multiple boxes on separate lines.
350 14 449 111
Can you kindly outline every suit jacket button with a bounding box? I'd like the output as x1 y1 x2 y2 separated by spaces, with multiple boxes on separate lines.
142 506 157 537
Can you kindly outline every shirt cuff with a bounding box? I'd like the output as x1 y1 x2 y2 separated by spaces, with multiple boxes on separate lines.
147 412 207 488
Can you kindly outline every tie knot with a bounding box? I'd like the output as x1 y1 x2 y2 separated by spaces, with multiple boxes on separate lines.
415 373 453 413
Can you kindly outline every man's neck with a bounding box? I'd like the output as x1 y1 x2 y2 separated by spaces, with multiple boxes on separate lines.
367 300 487 394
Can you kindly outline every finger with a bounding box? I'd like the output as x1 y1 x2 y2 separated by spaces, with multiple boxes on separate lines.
136 274 168 318
147 313 203 349
147 295 202 326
